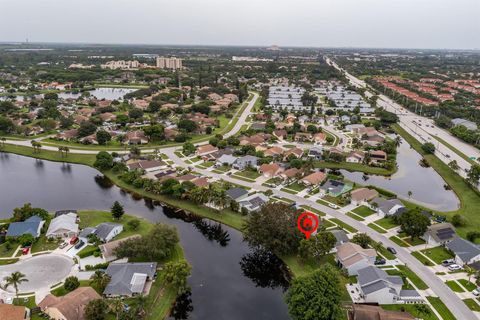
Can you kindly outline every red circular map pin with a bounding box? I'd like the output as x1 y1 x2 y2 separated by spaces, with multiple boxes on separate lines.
297 212 319 239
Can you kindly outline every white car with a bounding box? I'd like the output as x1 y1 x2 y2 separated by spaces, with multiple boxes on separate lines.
472 288 480 296
448 264 462 271
328 203 338 209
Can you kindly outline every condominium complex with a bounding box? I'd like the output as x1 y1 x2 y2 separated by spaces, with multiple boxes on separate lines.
101 60 143 70
156 57 183 70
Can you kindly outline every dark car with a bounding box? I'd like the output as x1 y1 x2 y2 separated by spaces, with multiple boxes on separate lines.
74 240 85 250
374 258 386 265
387 247 397 254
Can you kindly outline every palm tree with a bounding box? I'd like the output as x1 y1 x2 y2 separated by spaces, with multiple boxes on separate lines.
394 136 402 148
109 298 123 320
30 140 37 153
3 271 28 298
58 146 64 157
90 270 111 293
448 160 459 172
64 146 69 157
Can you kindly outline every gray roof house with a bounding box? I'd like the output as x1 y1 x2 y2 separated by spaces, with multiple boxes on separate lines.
358 266 421 304
330 229 349 248
422 223 456 246
79 223 123 243
239 193 269 213
370 197 406 217
215 154 238 167
451 118 478 131
104 262 157 297
226 187 249 202
232 155 259 170
7 216 44 238
446 237 480 266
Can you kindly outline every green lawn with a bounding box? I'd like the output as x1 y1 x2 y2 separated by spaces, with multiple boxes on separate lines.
374 217 398 230
300 206 326 217
463 298 480 312
31 236 62 253
411 251 434 266
458 279 477 291
382 304 438 320
0 242 18 258
352 205 375 217
235 169 261 180
346 212 364 221
0 258 19 265
286 182 306 192
420 246 455 264
367 223 387 234
396 265 429 289
445 280 465 292
389 236 410 247
426 296 456 320
377 245 396 260
330 218 357 233
404 237 426 246
393 124 480 239
314 161 395 176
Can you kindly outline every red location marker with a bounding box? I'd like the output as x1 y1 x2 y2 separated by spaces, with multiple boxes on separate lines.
297 212 319 239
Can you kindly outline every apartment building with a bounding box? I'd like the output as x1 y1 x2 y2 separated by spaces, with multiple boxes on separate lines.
156 56 183 70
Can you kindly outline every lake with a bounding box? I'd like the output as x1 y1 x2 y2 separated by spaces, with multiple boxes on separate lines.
0 154 290 320
341 136 459 211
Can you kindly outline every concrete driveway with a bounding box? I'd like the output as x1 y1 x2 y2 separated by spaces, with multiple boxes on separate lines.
0 254 74 293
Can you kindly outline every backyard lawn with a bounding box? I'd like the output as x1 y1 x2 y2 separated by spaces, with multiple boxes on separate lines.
420 246 454 264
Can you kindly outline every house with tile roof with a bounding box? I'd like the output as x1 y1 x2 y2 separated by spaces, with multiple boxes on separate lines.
336 242 376 276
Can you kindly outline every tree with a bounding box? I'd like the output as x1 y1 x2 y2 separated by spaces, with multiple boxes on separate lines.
111 201 125 220
12 203 49 222
421 142 435 154
399 209 431 240
3 272 28 298
162 260 192 294
63 276 80 292
299 232 336 262
127 219 140 230
90 271 111 293
467 164 480 186
94 151 113 170
243 203 303 256
448 160 460 172
286 265 343 320
182 142 196 156
0 116 14 133
85 299 108 320
451 214 466 227
96 130 111 145
178 119 197 133
108 298 123 320
128 108 144 119
78 121 97 137
143 124 165 141
351 233 373 249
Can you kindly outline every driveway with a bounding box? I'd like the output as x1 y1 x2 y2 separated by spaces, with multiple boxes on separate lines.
0 254 74 293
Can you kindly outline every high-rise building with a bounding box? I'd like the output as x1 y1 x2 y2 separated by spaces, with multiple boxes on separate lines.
156 57 183 70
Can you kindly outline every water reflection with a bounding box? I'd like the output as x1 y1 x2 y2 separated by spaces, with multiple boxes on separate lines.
169 291 194 320
240 249 291 291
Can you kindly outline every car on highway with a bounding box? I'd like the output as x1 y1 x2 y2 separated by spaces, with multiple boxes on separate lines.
387 247 397 254
448 264 462 271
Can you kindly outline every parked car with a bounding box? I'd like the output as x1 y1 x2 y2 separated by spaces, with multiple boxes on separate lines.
69 236 79 245
374 258 386 265
59 242 68 249
387 247 397 254
448 264 462 271
472 288 480 296
22 247 30 255
74 240 85 250
328 203 338 209
441 259 455 267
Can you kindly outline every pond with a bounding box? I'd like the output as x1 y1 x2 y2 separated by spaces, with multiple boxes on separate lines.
341 136 460 211
0 154 290 320
0 87 136 101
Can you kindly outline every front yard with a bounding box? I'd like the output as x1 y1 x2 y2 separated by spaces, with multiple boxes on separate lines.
234 169 261 180
351 205 375 217
420 246 454 264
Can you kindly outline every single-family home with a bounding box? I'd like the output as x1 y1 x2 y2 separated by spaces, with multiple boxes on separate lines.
100 235 141 262
239 193 269 213
46 212 79 239
370 197 406 217
294 132 313 142
320 179 351 196
284 147 303 160
345 124 365 133
357 266 422 304
127 160 167 172
226 187 249 202
370 150 387 163
451 118 478 131
422 223 456 246
124 131 148 144
308 147 323 160
259 163 284 178
39 287 101 320
313 132 326 144
446 237 480 266
232 155 259 170
0 304 30 320
7 216 44 238
215 154 238 167
80 223 123 243
350 188 379 206
330 229 349 248
336 242 376 276
264 146 284 158
348 304 414 320
346 151 365 163
273 129 287 140
301 171 327 186
104 262 157 297
196 144 219 157
280 168 301 181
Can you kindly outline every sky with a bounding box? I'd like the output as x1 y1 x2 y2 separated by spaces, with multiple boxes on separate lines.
0 0 479 50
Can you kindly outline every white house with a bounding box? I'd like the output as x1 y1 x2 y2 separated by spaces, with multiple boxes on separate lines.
46 212 79 238
370 197 406 217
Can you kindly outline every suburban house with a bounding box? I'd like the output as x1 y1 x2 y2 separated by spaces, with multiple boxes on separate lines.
7 216 44 238
273 129 287 140
196 144 219 157
0 304 30 320
39 287 101 320
100 235 141 262
346 151 365 163
264 146 285 158
307 147 323 160
294 132 313 142
336 242 376 276
239 193 269 213
357 266 422 305
46 212 79 239
127 160 167 172
226 187 249 202
330 229 349 249
370 150 388 163
313 132 326 144
348 304 414 320
350 188 379 206
259 163 284 178
422 223 456 246
301 171 327 186
104 262 157 297
80 222 123 243
215 154 238 167
280 168 301 181
283 147 303 160
446 237 480 266
232 155 259 170
370 197 406 217
124 131 149 144
320 179 352 197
